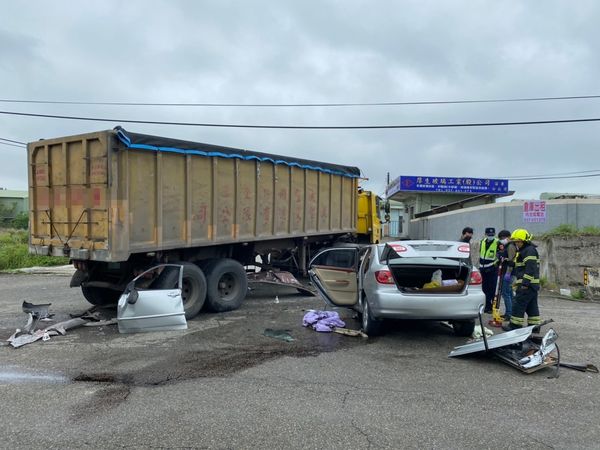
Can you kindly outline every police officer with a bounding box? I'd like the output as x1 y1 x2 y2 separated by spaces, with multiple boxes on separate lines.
479 227 499 312
503 229 542 331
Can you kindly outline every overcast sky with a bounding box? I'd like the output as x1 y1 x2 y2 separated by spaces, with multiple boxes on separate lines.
2 1 600 200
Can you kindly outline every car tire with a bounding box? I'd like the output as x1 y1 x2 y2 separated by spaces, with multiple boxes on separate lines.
452 319 476 337
151 262 207 320
361 298 383 336
81 286 121 306
203 258 248 312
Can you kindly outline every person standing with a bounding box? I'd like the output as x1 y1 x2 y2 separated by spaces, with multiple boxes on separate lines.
479 227 499 313
503 229 541 331
459 227 474 243
497 229 516 320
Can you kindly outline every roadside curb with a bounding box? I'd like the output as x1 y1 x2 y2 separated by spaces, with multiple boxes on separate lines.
1 265 76 276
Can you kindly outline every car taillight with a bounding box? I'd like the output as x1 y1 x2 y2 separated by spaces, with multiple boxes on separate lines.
390 244 407 253
458 244 470 253
469 270 482 285
375 270 395 284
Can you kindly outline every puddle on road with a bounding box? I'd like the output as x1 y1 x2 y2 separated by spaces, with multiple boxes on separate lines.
0 367 68 384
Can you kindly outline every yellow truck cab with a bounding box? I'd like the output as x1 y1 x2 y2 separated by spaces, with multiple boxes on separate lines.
356 189 382 244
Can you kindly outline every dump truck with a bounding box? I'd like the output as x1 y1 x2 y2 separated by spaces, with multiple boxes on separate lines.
28 127 381 318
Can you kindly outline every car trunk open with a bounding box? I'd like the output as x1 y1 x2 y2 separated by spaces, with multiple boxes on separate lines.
387 257 470 294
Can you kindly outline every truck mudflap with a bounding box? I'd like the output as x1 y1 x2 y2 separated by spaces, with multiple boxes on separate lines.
247 270 316 296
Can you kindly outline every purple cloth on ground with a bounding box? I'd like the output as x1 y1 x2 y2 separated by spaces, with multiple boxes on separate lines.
302 310 345 332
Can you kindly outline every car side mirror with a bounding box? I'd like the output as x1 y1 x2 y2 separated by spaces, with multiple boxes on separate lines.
127 288 139 304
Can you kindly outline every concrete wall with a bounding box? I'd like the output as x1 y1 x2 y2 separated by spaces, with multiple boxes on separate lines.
409 199 600 241
468 236 600 289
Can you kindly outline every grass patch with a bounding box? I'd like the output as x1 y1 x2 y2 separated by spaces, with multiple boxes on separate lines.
571 289 586 300
540 224 600 239
0 229 69 271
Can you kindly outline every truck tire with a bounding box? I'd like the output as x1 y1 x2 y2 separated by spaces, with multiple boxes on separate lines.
151 262 207 319
203 258 248 312
81 286 121 306
452 319 476 337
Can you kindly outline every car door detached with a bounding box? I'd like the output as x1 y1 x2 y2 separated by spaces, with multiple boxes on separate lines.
309 248 359 307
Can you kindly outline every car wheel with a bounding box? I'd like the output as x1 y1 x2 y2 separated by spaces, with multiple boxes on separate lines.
203 258 248 312
361 298 382 336
151 262 207 320
452 319 476 337
81 286 120 306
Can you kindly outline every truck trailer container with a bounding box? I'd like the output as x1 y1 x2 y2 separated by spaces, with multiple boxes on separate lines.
28 127 380 318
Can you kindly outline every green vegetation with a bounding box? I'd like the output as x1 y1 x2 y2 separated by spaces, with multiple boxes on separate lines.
9 212 29 229
0 203 28 229
571 289 587 300
0 229 69 271
540 224 600 239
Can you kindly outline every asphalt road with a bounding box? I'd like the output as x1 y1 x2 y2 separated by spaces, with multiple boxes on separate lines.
1 272 599 449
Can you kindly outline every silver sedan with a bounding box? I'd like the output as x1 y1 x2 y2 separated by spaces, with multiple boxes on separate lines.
308 241 486 336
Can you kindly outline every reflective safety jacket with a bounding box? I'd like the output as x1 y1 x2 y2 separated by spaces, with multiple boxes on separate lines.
479 238 499 270
514 242 540 291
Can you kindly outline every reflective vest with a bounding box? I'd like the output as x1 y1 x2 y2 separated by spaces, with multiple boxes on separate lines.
479 238 499 269
513 242 540 291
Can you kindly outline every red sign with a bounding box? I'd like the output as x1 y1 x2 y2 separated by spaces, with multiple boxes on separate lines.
523 201 546 223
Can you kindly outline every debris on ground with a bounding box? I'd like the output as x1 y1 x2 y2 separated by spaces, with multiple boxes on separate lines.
263 328 294 342
449 321 561 375
333 327 368 338
7 303 116 349
22 301 54 320
247 270 316 296
116 264 188 333
559 362 599 373
471 325 494 340
303 310 345 332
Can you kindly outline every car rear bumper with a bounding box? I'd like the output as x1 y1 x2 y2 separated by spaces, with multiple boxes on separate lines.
368 288 485 321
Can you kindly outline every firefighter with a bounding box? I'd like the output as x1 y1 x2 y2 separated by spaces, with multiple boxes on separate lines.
479 227 499 313
503 229 542 331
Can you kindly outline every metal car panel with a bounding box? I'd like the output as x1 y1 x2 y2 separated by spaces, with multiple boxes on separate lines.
448 326 536 357
117 264 187 333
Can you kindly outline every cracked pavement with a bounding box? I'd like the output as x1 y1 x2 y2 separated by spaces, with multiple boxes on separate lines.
1 272 600 449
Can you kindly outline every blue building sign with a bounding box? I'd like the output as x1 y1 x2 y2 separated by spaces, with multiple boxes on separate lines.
386 176 509 197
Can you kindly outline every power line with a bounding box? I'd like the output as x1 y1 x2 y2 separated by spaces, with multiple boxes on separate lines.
507 168 600 179
2 109 600 129
0 137 26 145
0 141 26 149
1 94 600 108
508 173 600 181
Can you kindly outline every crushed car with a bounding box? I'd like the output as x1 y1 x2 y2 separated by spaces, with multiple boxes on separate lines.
308 240 485 336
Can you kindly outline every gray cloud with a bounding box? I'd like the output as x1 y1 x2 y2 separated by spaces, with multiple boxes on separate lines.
1 0 600 202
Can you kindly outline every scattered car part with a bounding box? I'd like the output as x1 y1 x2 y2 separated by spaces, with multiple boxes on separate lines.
22 301 53 320
449 311 560 375
247 270 316 296
558 362 599 373
117 264 187 334
333 327 368 338
263 328 294 342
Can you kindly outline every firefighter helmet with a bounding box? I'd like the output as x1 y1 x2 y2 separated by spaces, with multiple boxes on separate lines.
511 228 532 242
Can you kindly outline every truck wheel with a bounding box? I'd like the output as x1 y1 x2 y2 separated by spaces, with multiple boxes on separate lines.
452 320 476 337
203 258 248 312
81 286 121 306
151 263 207 319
